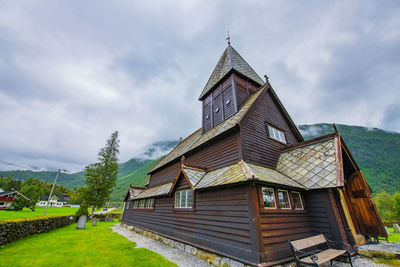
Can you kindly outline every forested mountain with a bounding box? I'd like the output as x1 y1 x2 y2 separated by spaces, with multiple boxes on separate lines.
1 124 398 200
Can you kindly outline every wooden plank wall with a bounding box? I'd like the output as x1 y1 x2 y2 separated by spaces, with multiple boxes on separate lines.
240 89 299 169
304 190 347 242
261 210 313 262
149 131 241 187
122 185 260 265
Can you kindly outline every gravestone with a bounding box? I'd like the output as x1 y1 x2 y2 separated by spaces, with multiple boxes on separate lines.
393 223 400 233
385 226 390 236
105 216 114 222
76 215 87 229
100 217 106 222
92 218 97 226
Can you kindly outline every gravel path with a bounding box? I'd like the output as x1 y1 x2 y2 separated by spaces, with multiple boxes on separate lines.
329 256 390 267
112 224 392 267
111 224 212 267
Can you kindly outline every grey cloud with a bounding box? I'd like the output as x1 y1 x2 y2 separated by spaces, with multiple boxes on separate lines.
0 0 398 173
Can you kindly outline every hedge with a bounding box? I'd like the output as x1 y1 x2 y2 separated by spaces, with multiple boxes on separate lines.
382 220 400 228
92 213 120 219
0 215 77 246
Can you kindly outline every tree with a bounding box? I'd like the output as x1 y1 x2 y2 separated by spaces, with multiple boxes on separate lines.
12 196 29 211
393 193 400 219
375 190 394 220
84 131 119 214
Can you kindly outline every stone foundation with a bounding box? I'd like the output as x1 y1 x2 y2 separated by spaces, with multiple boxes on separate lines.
121 222 247 267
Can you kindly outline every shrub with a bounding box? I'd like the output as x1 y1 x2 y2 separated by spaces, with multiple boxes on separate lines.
12 197 29 211
0 215 76 246
76 203 89 217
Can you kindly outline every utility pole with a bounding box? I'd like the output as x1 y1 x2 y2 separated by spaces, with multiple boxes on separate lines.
43 169 67 216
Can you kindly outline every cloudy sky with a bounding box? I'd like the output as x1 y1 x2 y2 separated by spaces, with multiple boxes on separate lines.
0 1 399 173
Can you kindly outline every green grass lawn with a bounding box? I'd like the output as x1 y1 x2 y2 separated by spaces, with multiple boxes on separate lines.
388 227 400 243
0 207 79 221
0 221 176 267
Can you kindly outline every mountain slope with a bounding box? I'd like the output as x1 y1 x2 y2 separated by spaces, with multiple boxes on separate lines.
299 124 400 195
0 140 178 201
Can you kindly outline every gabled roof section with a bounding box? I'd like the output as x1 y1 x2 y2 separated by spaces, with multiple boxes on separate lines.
195 160 305 190
199 44 264 100
131 182 173 200
276 134 342 189
0 190 29 200
182 166 206 187
149 86 266 174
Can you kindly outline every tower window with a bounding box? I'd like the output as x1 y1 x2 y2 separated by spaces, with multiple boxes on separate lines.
267 125 286 144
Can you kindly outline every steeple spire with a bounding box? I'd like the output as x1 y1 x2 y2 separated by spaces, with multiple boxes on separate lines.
199 44 264 100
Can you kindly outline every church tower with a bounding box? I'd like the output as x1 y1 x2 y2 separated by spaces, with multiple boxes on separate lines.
200 43 264 132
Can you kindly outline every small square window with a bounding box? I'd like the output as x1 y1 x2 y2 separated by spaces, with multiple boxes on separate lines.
292 192 303 210
277 190 291 209
262 187 276 208
267 125 286 144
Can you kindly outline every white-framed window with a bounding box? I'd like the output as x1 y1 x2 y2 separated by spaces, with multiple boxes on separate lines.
277 189 291 209
291 192 304 210
175 189 193 208
268 125 286 144
145 198 155 209
261 187 277 209
139 199 146 208
125 201 130 210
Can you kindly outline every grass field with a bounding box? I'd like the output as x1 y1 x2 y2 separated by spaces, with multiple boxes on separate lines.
0 207 79 221
0 221 175 267
388 227 400 243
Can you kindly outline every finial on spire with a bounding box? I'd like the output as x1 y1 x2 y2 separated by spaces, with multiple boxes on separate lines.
264 74 269 82
332 123 338 133
226 31 231 45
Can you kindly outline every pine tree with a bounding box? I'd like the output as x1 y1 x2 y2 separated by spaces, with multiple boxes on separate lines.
84 131 120 214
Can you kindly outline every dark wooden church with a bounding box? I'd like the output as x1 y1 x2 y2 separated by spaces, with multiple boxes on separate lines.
122 43 386 266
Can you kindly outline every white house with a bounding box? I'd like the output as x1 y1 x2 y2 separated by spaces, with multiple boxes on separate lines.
37 195 64 207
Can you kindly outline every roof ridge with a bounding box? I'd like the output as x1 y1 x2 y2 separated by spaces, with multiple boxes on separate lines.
239 160 255 179
280 133 336 153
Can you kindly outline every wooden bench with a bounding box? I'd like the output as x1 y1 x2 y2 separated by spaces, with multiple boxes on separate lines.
288 234 353 266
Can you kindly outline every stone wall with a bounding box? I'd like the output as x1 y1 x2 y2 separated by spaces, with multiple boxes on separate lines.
0 215 77 246
120 222 247 267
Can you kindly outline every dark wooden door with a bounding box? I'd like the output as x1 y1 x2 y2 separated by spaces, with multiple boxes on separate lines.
345 171 387 238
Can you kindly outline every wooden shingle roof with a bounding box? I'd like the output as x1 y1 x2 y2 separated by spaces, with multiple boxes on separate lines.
131 182 173 200
194 161 305 189
199 44 264 100
149 87 266 174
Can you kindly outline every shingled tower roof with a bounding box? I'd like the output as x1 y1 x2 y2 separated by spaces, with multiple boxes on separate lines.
199 44 264 100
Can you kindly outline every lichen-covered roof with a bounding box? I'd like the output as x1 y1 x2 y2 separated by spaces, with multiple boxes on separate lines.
276 138 338 189
199 44 264 100
131 182 173 200
195 161 305 190
182 167 206 187
149 87 265 173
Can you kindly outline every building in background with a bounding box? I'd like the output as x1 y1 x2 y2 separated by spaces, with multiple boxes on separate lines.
0 189 30 210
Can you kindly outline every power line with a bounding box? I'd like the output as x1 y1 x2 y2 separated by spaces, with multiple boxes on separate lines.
0 160 31 169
